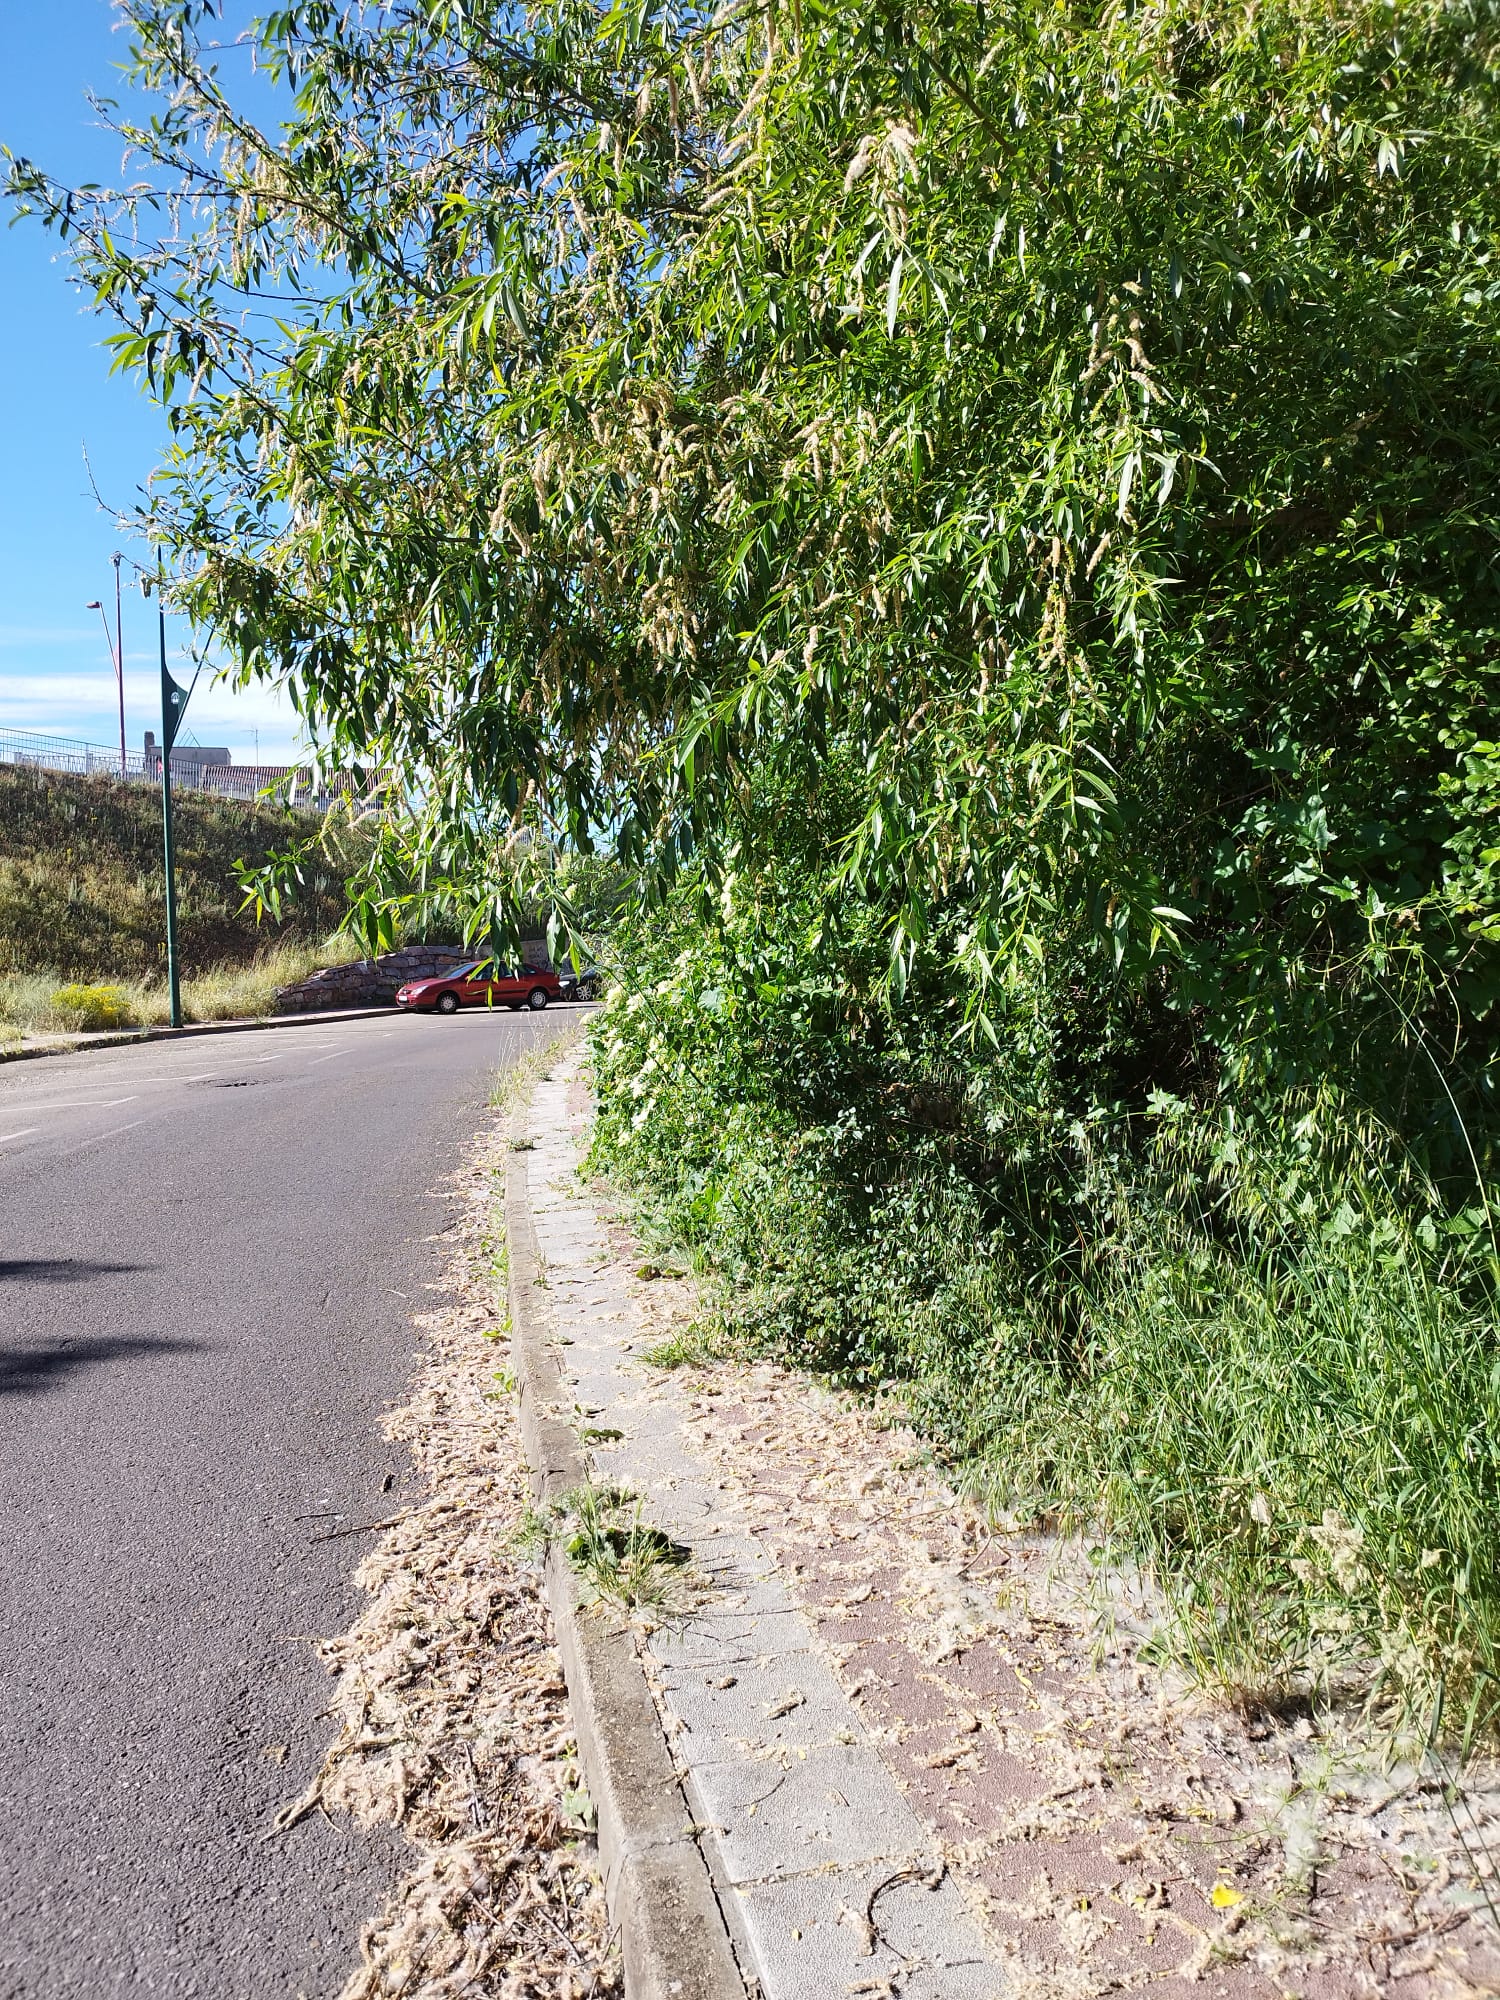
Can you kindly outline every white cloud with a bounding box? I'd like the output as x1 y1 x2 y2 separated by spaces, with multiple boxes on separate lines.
0 666 309 762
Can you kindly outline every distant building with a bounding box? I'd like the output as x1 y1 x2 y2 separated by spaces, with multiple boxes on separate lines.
141 732 394 810
143 731 232 778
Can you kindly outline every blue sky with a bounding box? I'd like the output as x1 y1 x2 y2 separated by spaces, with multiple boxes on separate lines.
0 0 305 761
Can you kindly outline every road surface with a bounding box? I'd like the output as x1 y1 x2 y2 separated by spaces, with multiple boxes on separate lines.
0 1008 573 1998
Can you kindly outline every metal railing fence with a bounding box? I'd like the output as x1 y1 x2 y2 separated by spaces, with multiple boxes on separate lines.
0 727 391 813
0 727 147 781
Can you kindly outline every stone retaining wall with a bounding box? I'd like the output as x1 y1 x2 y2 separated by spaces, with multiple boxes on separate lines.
274 944 466 1013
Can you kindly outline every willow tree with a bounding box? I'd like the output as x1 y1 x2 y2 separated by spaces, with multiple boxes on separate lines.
9 0 1499 1145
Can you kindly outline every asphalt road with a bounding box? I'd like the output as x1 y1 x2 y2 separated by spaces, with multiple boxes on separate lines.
0 1007 575 1999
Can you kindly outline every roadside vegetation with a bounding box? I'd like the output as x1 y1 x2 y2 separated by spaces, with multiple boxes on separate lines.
589 881 1500 1745
517 1485 693 1617
14 0 1497 1746
0 765 369 1002
0 936 366 1037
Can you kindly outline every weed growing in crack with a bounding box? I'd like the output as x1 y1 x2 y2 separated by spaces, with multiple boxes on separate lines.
639 1316 738 1371
516 1484 692 1614
558 1765 598 1833
483 1218 510 1295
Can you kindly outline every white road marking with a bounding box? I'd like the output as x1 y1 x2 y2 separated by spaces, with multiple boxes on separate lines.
304 1048 350 1066
0 1128 38 1146
57 1119 147 1158
0 1095 140 1114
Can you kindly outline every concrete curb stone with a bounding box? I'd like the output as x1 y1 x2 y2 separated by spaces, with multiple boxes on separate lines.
504 1099 749 2000
0 1005 396 1065
0 1000 596 1066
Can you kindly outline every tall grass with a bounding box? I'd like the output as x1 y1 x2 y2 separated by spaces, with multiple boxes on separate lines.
0 935 364 1037
182 934 364 1020
933 1205 1500 1744
0 764 366 983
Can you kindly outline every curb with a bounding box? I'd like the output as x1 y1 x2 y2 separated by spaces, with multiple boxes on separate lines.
0 1030 149 1065
145 1005 398 1041
1 999 598 1066
505 1104 747 2000
0 1005 399 1065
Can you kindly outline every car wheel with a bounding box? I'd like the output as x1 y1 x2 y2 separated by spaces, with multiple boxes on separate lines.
435 990 460 1015
527 987 549 1011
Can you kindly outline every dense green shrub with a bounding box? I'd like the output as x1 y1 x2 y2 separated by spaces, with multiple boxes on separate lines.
590 869 1500 1743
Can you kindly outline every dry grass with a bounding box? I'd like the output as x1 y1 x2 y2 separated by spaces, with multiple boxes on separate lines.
488 1028 583 1114
182 933 364 1021
0 934 364 1037
272 1121 619 1999
0 762 363 982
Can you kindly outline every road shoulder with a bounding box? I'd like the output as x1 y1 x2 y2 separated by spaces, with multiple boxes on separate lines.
281 1044 622 1999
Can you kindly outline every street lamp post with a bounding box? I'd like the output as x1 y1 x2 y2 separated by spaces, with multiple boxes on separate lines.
85 554 128 774
158 609 192 1029
111 552 125 773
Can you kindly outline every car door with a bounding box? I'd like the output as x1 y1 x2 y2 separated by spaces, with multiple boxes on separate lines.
452 961 494 1007
471 963 524 1006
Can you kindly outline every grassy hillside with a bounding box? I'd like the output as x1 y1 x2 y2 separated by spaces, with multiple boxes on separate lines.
0 764 358 984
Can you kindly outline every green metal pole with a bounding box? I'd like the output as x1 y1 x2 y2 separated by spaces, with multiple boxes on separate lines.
159 610 182 1029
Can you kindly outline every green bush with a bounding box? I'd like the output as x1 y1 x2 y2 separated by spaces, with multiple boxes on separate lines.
589 883 1500 1747
21 0 1500 1748
47 983 139 1033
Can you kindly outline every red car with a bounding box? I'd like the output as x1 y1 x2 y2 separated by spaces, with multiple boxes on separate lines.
396 959 564 1014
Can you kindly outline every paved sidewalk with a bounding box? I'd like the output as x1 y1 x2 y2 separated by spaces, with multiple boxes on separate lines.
517 1052 1500 2000
522 1057 1006 1998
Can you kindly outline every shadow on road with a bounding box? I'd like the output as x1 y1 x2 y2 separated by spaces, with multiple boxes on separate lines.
0 1336 205 1397
0 1257 152 1283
